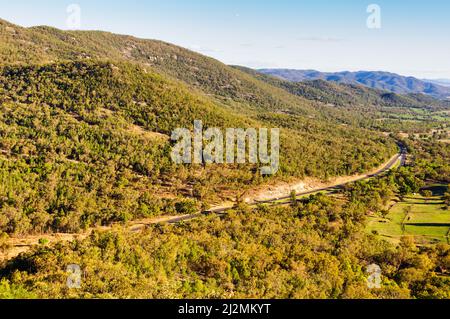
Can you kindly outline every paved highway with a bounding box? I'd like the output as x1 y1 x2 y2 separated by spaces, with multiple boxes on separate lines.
172 145 407 222
1 145 407 261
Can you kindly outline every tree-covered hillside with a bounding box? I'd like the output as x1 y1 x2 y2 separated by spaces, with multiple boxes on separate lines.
0 18 321 117
0 18 402 237
1 149 449 298
258 68 450 100
236 66 450 132
0 18 448 300
0 60 396 235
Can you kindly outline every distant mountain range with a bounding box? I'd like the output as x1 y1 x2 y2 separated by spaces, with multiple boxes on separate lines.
258 69 450 100
425 79 450 87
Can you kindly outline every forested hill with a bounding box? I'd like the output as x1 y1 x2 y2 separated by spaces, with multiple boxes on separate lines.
0 18 321 117
258 68 450 100
0 19 449 300
2 17 447 127
236 66 450 132
237 66 450 111
0 53 395 235
0 18 439 231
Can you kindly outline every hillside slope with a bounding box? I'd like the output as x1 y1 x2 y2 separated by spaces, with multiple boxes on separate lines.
0 60 252 234
4 18 446 132
0 60 396 235
0 19 398 236
0 18 321 117
259 69 450 100
237 66 450 132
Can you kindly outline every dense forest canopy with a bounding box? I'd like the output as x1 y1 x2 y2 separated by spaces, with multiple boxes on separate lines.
0 60 397 235
0 18 448 299
1 139 449 299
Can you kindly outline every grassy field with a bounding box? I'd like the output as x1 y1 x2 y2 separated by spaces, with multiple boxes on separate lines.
367 185 450 245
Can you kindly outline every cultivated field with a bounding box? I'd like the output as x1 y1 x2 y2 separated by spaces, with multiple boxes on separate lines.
368 185 450 244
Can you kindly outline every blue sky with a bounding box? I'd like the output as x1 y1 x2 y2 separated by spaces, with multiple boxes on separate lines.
1 0 450 79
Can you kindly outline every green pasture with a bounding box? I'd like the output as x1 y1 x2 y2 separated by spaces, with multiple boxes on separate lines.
367 186 450 245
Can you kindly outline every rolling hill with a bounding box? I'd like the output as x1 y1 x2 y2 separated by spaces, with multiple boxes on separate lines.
0 18 321 117
259 69 450 100
0 18 449 301
236 66 450 132
425 79 450 87
239 66 450 110
0 18 398 235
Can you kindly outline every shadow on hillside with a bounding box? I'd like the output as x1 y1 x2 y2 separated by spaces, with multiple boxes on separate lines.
421 185 448 196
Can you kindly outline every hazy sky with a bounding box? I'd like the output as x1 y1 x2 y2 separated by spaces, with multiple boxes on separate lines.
1 0 450 79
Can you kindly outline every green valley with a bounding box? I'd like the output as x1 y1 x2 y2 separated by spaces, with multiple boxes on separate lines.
0 16 448 300
368 186 450 244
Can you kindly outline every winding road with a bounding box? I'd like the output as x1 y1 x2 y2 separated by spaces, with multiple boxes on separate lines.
0 145 407 262
167 144 408 223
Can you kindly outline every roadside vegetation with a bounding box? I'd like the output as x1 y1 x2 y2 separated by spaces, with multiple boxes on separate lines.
0 60 396 235
0 138 448 299
0 186 448 299
365 137 450 245
0 18 449 299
